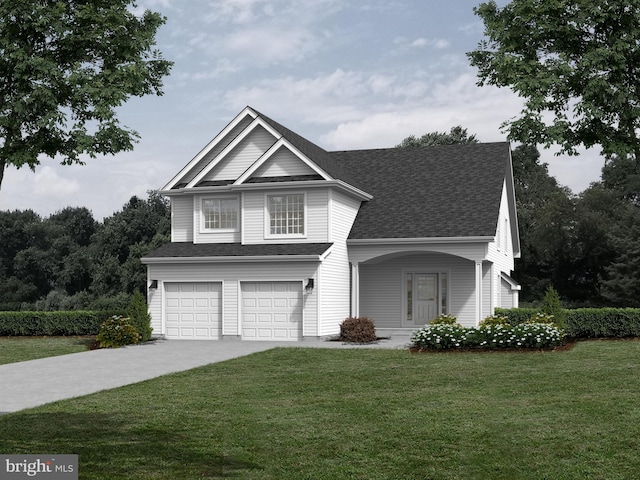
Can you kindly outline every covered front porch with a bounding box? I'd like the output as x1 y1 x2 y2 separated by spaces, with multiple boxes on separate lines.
349 242 498 329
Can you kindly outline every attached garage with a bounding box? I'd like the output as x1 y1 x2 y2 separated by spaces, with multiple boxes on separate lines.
241 282 302 341
165 282 221 339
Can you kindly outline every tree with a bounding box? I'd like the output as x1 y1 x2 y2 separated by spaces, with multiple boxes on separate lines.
0 0 172 189
396 126 479 147
468 1 640 170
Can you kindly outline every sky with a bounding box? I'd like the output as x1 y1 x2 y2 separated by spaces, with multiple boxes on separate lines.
0 0 605 221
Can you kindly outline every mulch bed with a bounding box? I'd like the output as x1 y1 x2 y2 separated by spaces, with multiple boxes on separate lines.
409 339 578 354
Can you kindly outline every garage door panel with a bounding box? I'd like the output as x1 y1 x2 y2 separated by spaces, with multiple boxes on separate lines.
241 282 302 341
165 282 221 339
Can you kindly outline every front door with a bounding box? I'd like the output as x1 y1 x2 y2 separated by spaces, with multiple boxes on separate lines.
414 274 438 325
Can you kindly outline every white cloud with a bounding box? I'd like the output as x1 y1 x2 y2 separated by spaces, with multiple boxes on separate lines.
224 27 322 64
34 166 81 198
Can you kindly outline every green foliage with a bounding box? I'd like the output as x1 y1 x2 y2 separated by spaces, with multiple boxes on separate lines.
0 310 126 336
542 286 566 327
526 312 556 325
469 0 640 166
127 291 153 341
0 191 170 310
96 316 141 348
479 314 510 327
339 317 377 343
0 0 172 188
411 323 564 350
397 126 479 147
495 308 539 325
565 308 640 339
429 313 459 325
411 323 467 349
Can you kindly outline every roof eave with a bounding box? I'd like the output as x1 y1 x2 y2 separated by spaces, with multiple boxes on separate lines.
159 179 372 201
142 254 325 264
347 236 495 245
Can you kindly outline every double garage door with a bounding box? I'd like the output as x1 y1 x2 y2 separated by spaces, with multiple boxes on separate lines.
164 281 302 341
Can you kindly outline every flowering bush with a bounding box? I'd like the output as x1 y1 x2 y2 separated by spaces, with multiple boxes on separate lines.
430 314 460 325
411 322 564 350
96 315 141 348
526 312 556 325
478 314 510 327
410 323 468 349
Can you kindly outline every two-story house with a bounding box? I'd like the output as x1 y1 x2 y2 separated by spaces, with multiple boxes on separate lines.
141 106 521 341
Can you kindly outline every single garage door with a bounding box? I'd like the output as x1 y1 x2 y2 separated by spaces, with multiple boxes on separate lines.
241 282 302 341
165 282 221 339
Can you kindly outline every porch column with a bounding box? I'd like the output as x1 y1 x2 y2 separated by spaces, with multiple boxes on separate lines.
351 262 360 318
475 260 483 326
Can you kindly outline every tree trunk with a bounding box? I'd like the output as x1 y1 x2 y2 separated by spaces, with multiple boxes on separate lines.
0 158 5 191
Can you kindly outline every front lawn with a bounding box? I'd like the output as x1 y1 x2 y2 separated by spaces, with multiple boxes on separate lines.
0 336 93 365
2 341 640 479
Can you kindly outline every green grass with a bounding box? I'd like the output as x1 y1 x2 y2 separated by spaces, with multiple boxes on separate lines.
0 336 93 365
2 341 640 479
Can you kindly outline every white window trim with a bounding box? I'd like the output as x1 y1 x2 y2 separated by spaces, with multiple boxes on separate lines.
199 196 240 233
264 192 307 239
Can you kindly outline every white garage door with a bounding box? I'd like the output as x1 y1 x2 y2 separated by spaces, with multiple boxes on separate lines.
165 283 221 339
241 282 302 341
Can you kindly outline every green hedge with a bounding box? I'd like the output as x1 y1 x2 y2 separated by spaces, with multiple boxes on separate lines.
565 308 640 338
494 308 538 326
496 307 640 338
0 310 127 336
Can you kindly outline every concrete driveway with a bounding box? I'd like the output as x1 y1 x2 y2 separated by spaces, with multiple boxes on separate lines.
0 336 412 414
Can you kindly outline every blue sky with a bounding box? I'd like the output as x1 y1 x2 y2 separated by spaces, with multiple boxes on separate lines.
0 0 603 220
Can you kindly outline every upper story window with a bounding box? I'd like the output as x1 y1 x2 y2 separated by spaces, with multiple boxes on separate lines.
267 193 305 236
201 197 238 232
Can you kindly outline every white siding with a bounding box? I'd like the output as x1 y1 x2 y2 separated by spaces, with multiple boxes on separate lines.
180 114 254 185
171 196 194 242
349 242 489 265
252 147 318 178
147 284 162 335
359 253 478 329
487 181 515 273
318 191 362 336
202 125 276 182
487 181 516 314
242 188 329 244
146 261 319 338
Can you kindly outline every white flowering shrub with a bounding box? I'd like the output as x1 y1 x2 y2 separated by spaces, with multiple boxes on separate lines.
411 322 564 350
410 324 467 350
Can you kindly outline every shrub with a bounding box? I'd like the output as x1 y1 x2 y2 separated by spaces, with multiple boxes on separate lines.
479 314 510 327
411 324 467 349
565 308 640 338
127 291 153 341
430 314 459 325
526 312 556 325
542 286 566 328
411 323 564 350
339 317 377 343
96 316 141 348
0 310 127 336
495 308 539 326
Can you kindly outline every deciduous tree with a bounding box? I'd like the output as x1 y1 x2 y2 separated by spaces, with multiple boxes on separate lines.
468 0 640 170
0 0 172 189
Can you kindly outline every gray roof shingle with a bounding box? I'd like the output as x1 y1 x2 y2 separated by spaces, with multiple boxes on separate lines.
330 143 511 239
144 242 333 259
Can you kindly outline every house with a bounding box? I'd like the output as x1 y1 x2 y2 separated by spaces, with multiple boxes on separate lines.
141 106 521 341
